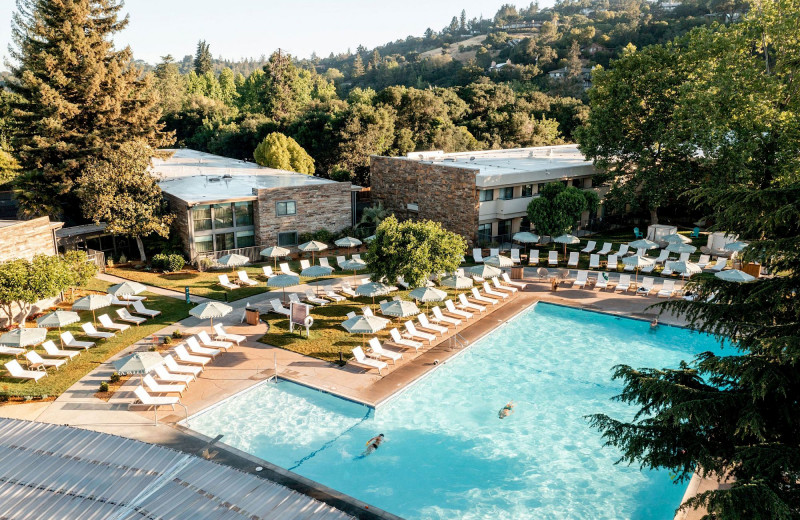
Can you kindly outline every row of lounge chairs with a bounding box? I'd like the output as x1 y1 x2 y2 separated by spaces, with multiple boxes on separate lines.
219 256 369 290
570 271 681 297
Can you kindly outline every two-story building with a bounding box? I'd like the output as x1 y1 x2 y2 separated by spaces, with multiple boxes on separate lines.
370 144 604 246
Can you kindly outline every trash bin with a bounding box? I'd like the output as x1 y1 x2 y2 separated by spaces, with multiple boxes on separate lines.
511 266 525 279
245 308 260 326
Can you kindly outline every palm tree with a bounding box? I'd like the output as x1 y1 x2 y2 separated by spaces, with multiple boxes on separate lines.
358 202 388 232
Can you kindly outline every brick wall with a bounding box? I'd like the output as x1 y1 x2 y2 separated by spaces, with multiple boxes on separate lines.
370 156 480 245
0 217 61 263
254 183 352 247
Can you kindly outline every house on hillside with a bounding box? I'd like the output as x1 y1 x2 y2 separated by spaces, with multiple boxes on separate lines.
548 67 595 90
583 42 607 55
488 60 514 72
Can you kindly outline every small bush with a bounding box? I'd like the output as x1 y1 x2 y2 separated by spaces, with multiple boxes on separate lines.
148 345 156 352
119 254 127 264
162 336 172 345
171 330 183 339
99 381 109 392
109 372 120 383
153 253 185 273
196 257 213 272
106 257 114 267
313 228 334 244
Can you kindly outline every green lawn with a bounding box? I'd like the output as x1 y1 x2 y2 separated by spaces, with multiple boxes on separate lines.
0 278 192 399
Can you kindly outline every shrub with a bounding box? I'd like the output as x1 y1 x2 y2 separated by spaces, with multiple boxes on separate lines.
119 254 127 264
171 330 183 339
313 228 334 243
152 253 185 273
162 336 172 345
109 372 120 383
106 257 114 267
99 381 109 392
196 257 213 272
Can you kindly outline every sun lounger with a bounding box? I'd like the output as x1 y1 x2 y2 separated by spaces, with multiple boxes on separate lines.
279 262 297 276
607 254 619 270
40 340 78 361
510 249 521 264
154 364 193 385
237 270 258 286
262 265 276 278
567 251 580 267
352 253 362 262
110 295 134 306
573 270 589 288
641 263 656 273
0 345 25 357
418 314 447 335
289 293 303 306
679 252 691 263
617 244 630 257
218 274 239 290
26 351 65 371
368 337 402 364
396 276 410 289
120 294 146 302
624 262 636 272
213 324 245 345
117 308 146 325
653 250 670 264
616 274 631 292
658 279 677 298
388 328 423 351
661 264 675 276
589 254 600 269
458 293 485 313
528 249 540 265
697 254 711 268
548 250 558 266
471 287 497 305
98 313 129 331
5 360 46 381
483 281 509 299
346 311 357 319
472 248 484 263
186 336 221 358
143 374 185 396
325 290 346 302
335 256 347 269
351 346 387 375
581 241 596 253
339 282 357 298
404 321 435 343
304 289 328 306
131 300 160 317
502 273 526 289
270 299 291 316
431 306 460 326
319 257 334 270
597 242 613 255
492 277 516 293
299 259 311 270
61 331 94 350
595 272 611 290
164 354 201 378
445 299 472 319
199 330 233 350
81 322 114 339
489 248 500 258
131 385 179 410
174 344 211 366
637 277 656 295
635 248 646 258
361 306 374 317
707 258 727 272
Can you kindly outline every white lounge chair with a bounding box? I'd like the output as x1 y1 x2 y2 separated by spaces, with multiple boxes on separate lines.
5 360 46 381
431 306 460 326
458 293 485 313
237 270 258 286
708 258 727 272
208 326 241 347
299 259 311 270
26 351 65 371
396 276 410 289
679 252 691 263
404 321 435 343
61 331 94 350
661 263 675 276
120 294 146 302
362 306 374 317
418 314 447 335
573 270 588 288
131 385 179 410
352 253 362 262
339 282 357 297
624 262 636 272
304 289 328 306
548 250 558 266
641 263 656 273
110 295 134 306
98 313 129 332
697 254 711 268
616 274 631 292
262 265 277 278
444 299 472 319
388 328 423 351
81 322 114 339
279 262 297 276
368 337 402 364
186 336 220 358
325 290 346 302
0 345 25 357
581 241 596 253
595 272 611 290
502 273 526 289
567 251 579 267
483 281 509 299
596 242 612 255
617 244 630 257
154 364 194 385
492 277 516 293
174 344 211 366
471 287 497 305
289 293 303 306
335 256 348 269
489 248 499 258
653 250 670 264
637 277 656 295
472 248 484 263
346 311 357 319
218 274 239 290
607 254 619 270
589 254 600 269
41 341 78 361
117 308 146 325
164 354 201 378
319 257 334 270
143 374 185 396
351 346 387 375
270 299 291 316
635 248 646 258
510 249 521 264
658 279 677 298
528 249 540 265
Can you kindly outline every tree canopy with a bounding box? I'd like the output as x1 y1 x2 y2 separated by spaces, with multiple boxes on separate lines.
526 182 598 237
0 254 75 326
253 132 315 174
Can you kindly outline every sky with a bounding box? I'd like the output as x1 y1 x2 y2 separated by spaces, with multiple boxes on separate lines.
0 0 546 67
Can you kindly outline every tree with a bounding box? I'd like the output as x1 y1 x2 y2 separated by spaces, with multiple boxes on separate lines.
336 101 395 185
62 250 98 301
366 215 466 289
357 202 388 231
526 182 597 237
0 150 21 185
194 40 213 75
460 9 467 32
352 53 365 77
0 255 71 326
8 0 171 221
154 55 185 115
253 132 315 174
262 50 313 123
77 141 173 261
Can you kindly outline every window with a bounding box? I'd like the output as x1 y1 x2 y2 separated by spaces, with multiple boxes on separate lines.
278 231 298 247
499 187 514 200
537 183 548 194
234 202 254 226
215 232 234 251
521 184 533 197
236 230 255 248
192 205 212 232
194 235 213 253
498 219 512 238
276 200 297 216
478 189 494 202
213 203 233 229
520 216 531 231
477 223 492 244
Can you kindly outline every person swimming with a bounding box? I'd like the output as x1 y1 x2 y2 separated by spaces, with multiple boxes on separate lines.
498 401 514 419
650 317 659 329
363 434 384 456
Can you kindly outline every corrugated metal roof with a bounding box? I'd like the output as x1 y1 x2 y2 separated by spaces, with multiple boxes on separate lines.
0 419 355 520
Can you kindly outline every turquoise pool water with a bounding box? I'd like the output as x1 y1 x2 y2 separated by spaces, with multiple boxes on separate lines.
191 303 721 519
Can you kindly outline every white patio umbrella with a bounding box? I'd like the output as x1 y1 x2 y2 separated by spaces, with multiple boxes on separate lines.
440 274 474 290
662 233 692 244
409 286 447 310
189 301 233 328
666 243 698 254
297 240 328 264
380 300 420 318
715 269 756 283
340 258 368 285
107 281 147 297
267 274 300 304
629 238 660 251
37 310 80 345
113 351 165 376
364 235 376 243
341 314 390 362
335 236 362 249
484 255 514 268
621 254 654 288
72 293 113 325
0 327 47 348
513 231 540 259
554 234 580 255
665 260 701 281
466 264 502 280
724 241 749 252
355 281 392 306
260 246 290 269
300 265 334 296
217 253 250 272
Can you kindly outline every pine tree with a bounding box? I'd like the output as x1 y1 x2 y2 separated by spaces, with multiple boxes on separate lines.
8 0 171 221
194 40 213 75
460 10 467 32
352 53 365 77
154 55 184 115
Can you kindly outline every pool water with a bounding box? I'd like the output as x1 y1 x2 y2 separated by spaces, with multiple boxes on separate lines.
191 303 721 520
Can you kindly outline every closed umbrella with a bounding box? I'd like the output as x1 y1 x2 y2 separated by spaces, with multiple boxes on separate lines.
715 269 756 282
356 281 392 306
666 243 697 254
189 301 233 328
380 300 420 318
441 274 474 290
298 240 328 264
217 253 249 272
72 293 113 325
467 264 502 280
260 246 290 269
107 281 147 297
484 255 514 268
37 310 80 345
267 274 300 304
662 233 691 244
0 327 47 348
554 234 580 256
341 314 390 362
340 258 367 285
629 238 660 251
621 254 654 288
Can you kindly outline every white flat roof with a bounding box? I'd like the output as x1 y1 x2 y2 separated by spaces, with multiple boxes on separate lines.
153 149 340 205
404 144 595 188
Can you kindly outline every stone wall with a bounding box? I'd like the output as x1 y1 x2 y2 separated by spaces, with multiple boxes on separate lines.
370 156 480 245
163 193 192 255
254 182 352 247
0 217 61 263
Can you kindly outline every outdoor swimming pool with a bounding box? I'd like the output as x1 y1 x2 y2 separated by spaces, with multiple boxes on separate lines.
191 302 722 519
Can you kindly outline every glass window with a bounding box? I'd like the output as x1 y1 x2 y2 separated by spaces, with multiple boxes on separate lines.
278 231 298 247
477 223 492 244
522 184 533 197
537 183 548 194
276 200 297 216
192 205 212 232
215 232 234 251
236 230 255 248
234 202 254 226
498 219 512 237
499 187 514 200
520 217 531 231
194 235 213 253
213 203 233 229
478 189 494 202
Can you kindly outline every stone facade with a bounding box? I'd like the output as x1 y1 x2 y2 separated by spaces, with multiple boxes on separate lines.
370 156 480 245
254 183 352 247
0 217 62 263
163 193 192 255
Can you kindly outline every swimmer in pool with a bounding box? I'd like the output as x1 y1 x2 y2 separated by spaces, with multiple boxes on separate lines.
363 434 384 456
498 401 514 419
650 317 659 329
